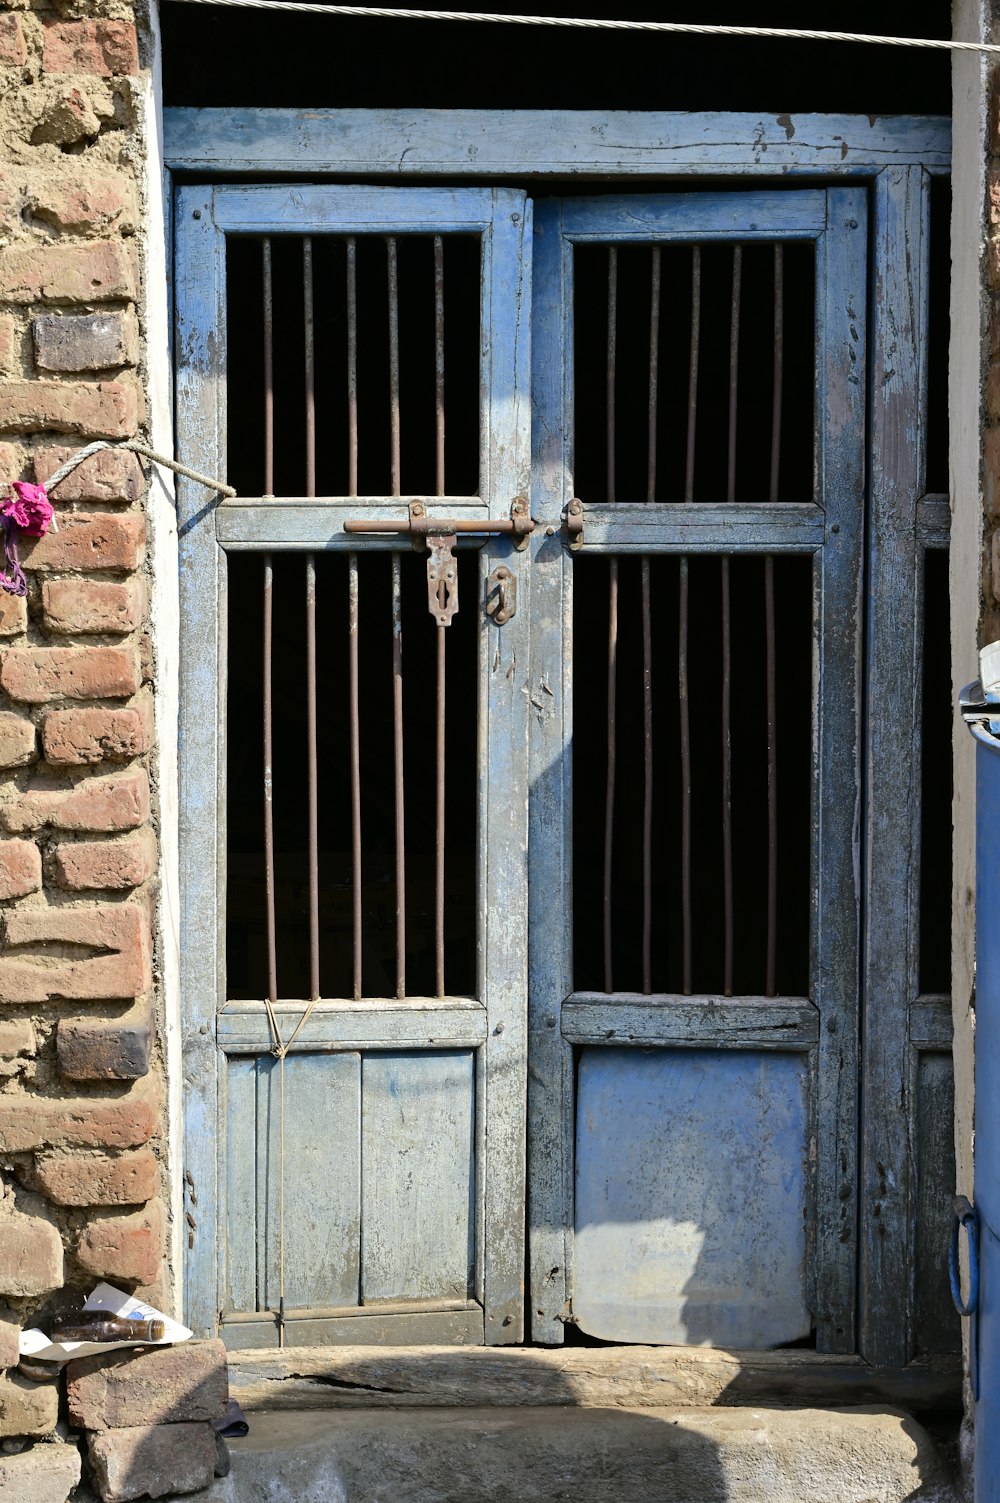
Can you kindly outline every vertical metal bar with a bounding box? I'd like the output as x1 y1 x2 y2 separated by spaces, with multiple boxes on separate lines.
349 554 362 1000
722 244 741 997
306 558 319 1002
304 242 320 1003
263 239 274 497
642 247 660 994
435 622 446 999
604 247 618 993
434 235 445 496
346 237 358 497
263 556 278 1005
766 244 783 998
679 246 700 996
392 555 406 1000
304 238 316 498
387 237 401 496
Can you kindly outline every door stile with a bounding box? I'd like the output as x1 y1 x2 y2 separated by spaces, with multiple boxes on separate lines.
528 200 575 1343
479 191 533 1342
810 187 868 1353
860 166 932 1366
174 185 228 1336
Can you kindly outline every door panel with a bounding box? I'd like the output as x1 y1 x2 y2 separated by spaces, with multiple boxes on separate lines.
175 185 531 1344
574 1048 811 1346
528 187 867 1352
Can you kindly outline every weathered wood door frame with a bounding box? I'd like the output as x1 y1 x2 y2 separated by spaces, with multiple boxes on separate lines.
166 112 951 1365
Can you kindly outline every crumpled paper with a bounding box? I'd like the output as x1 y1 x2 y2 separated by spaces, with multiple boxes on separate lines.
19 1282 191 1366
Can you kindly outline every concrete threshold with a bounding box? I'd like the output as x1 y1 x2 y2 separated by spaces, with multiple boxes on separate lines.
205 1403 958 1503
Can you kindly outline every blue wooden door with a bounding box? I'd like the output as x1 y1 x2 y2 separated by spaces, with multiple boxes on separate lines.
174 186 532 1345
526 181 942 1359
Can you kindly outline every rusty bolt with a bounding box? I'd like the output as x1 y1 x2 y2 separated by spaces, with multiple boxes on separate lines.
496 567 510 580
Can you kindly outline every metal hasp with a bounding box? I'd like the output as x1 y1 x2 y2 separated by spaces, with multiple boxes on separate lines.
565 497 584 550
486 566 516 625
343 498 534 624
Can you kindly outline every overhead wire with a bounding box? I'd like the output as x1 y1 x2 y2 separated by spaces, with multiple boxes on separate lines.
162 0 999 55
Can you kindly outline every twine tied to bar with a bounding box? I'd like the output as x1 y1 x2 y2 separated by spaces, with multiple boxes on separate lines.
0 439 235 597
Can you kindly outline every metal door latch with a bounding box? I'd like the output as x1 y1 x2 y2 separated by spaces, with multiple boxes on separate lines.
344 498 534 623
486 565 516 624
565 497 584 550
427 534 458 626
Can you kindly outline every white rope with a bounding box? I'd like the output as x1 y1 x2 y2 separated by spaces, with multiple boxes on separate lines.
164 0 1000 55
44 439 236 499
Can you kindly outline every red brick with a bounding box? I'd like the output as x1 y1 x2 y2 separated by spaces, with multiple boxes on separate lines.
0 380 137 439
0 899 150 1002
87 1423 216 1502
58 1001 152 1079
988 362 1000 427
0 1021 34 1058
0 1206 63 1298
51 831 156 890
0 15 26 67
34 443 144 504
0 594 26 639
0 315 14 374
30 1148 157 1208
0 241 138 306
43 20 139 78
31 85 100 148
29 176 139 237
0 645 139 703
20 513 145 573
0 765 149 834
43 706 149 767
0 1373 59 1438
988 427 1000 519
68 1340 228 1430
76 1200 164 1288
0 1079 160 1153
41 577 145 636
0 1310 18 1372
0 712 35 769
0 838 41 899
34 310 138 374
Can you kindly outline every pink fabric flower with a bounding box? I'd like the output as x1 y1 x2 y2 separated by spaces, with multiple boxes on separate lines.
2 482 53 538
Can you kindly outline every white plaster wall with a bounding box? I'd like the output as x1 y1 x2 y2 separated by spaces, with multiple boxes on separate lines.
138 0 184 1320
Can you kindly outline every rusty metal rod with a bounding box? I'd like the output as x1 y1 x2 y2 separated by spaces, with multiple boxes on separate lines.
263 555 278 1005
392 554 406 999
435 235 445 496
679 246 700 996
603 246 619 993
347 237 358 497
344 516 525 535
349 553 362 1000
388 237 401 496
766 244 783 998
435 621 446 998
722 244 741 997
306 557 319 1001
642 246 660 994
263 239 274 497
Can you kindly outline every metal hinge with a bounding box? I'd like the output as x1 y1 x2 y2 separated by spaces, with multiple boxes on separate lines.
565 497 584 551
344 498 534 624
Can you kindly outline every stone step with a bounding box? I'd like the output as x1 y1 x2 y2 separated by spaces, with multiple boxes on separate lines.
209 1404 958 1503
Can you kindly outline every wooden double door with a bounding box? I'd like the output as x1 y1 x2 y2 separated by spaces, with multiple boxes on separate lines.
175 169 955 1366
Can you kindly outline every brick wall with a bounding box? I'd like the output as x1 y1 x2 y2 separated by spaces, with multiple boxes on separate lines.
0 0 166 1373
